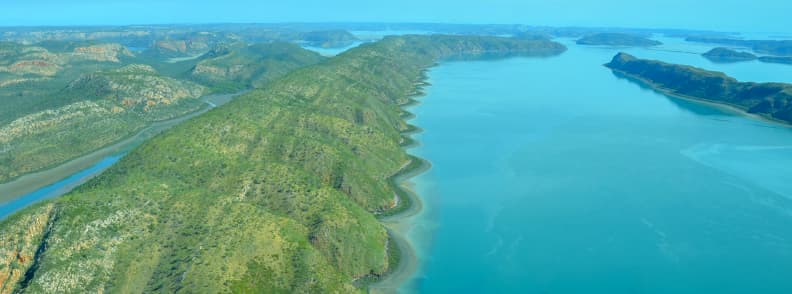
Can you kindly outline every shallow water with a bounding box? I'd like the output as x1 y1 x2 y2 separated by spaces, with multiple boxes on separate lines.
301 41 366 56
402 38 792 293
0 91 246 219
0 155 121 219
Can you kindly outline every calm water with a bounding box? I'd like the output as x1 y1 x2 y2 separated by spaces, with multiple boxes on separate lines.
301 41 366 56
0 91 245 219
402 38 792 293
0 155 121 219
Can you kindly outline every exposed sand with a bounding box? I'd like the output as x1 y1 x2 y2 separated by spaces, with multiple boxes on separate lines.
369 85 432 293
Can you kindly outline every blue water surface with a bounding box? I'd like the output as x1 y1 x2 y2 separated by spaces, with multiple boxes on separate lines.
0 155 122 220
402 37 792 293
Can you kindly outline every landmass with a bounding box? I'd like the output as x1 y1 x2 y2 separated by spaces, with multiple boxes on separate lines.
576 33 662 46
758 56 792 65
0 35 565 293
0 39 324 184
686 36 792 56
188 42 325 92
300 30 359 48
702 47 757 62
605 52 792 124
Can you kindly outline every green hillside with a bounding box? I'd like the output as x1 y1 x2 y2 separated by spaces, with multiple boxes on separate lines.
0 41 323 184
189 42 326 92
0 35 565 293
0 64 206 183
606 52 792 123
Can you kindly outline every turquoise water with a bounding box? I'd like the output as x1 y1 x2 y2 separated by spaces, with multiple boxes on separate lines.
0 155 122 220
301 41 366 56
402 38 792 293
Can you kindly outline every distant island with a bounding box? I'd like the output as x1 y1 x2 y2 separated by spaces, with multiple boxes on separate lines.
702 47 757 62
758 56 792 65
606 52 792 124
686 36 792 56
576 33 662 46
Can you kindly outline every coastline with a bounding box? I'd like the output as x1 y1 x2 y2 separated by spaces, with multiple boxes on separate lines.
609 68 792 129
0 91 247 204
368 78 433 293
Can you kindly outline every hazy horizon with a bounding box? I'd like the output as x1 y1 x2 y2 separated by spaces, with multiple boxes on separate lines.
3 0 792 34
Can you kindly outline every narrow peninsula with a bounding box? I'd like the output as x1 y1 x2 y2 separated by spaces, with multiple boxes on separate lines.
606 52 792 124
686 36 792 56
759 56 792 65
577 33 662 46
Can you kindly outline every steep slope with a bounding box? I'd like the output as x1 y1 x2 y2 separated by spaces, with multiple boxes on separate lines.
0 35 566 293
0 41 134 125
606 52 792 123
0 42 323 184
189 42 326 92
0 64 206 183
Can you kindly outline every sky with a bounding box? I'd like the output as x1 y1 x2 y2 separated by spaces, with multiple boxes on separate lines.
1 0 790 34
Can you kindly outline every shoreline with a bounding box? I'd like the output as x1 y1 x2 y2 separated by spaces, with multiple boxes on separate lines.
608 68 792 129
0 91 247 204
368 78 433 293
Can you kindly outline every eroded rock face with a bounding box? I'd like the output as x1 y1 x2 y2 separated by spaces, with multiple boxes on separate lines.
0 62 206 183
155 40 209 55
0 43 134 77
0 204 56 294
68 64 206 114
0 77 49 88
0 60 61 76
0 101 110 144
72 44 133 63
192 63 245 78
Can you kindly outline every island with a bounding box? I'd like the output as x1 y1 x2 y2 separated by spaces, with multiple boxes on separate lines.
0 35 565 293
686 36 792 56
759 56 792 65
702 47 757 62
576 33 662 46
605 52 792 124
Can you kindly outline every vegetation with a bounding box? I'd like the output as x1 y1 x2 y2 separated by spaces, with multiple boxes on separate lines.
759 55 792 65
0 35 565 293
702 47 757 62
606 52 792 123
0 40 323 184
576 33 662 46
300 30 359 48
686 36 792 56
188 42 326 92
